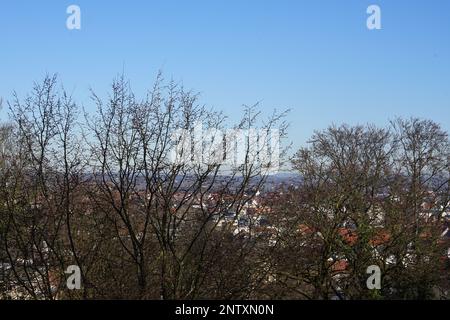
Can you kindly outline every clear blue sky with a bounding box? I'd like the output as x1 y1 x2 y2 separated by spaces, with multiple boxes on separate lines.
1 0 449 149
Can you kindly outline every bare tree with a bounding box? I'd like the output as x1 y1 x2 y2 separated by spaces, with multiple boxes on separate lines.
81 73 288 299
284 121 449 299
